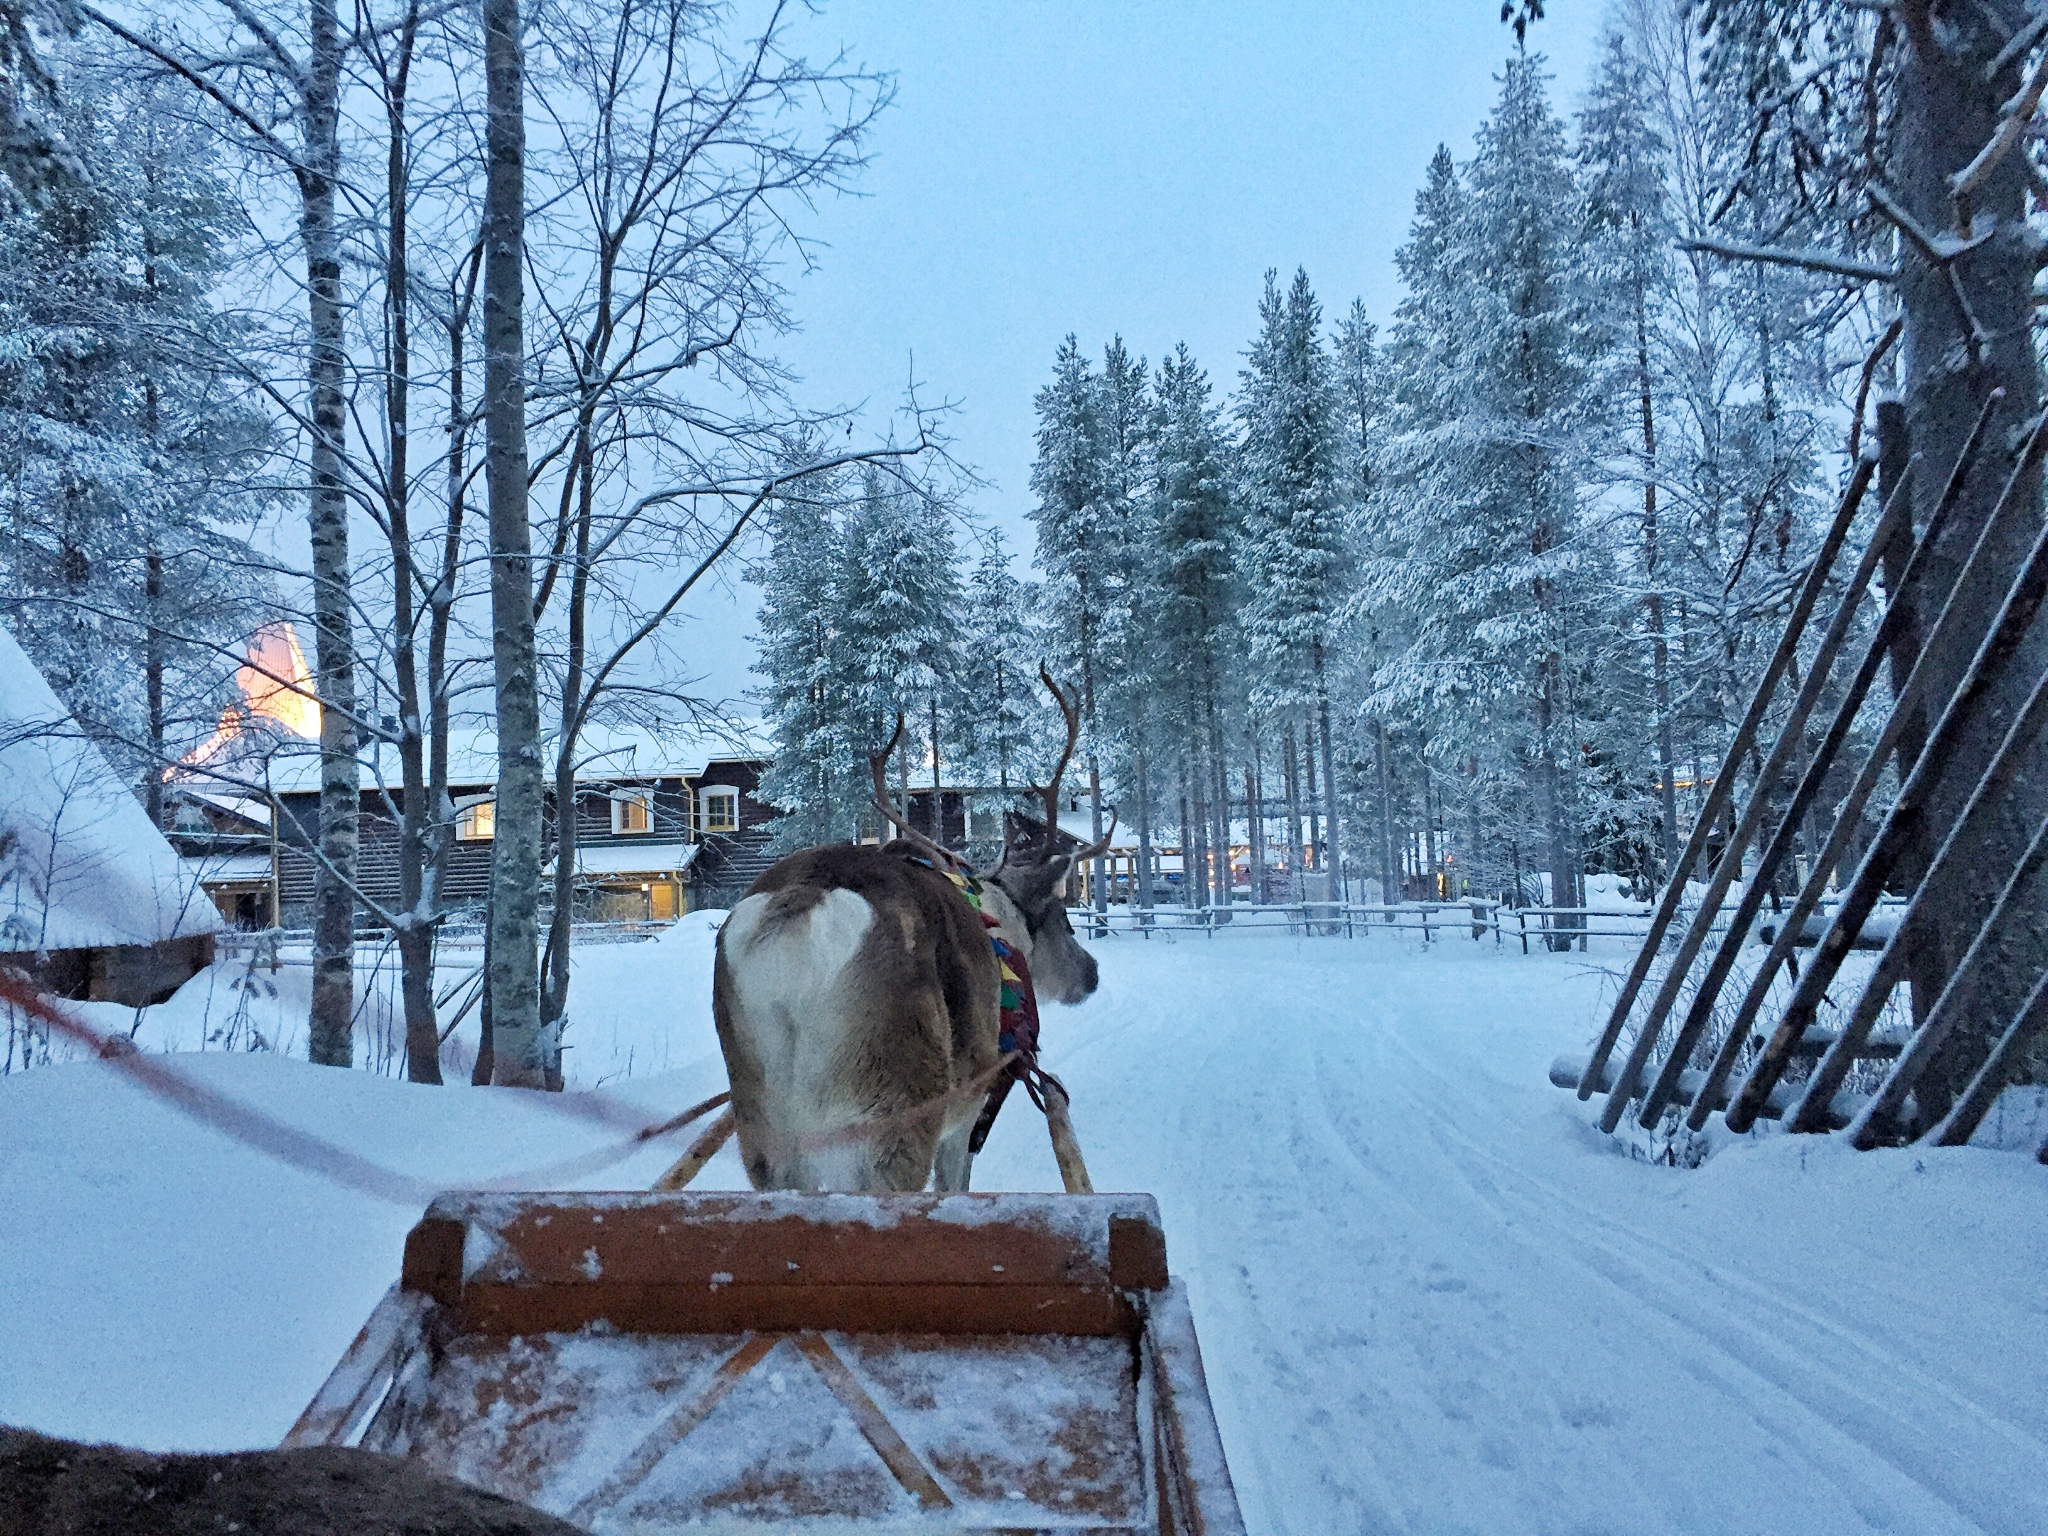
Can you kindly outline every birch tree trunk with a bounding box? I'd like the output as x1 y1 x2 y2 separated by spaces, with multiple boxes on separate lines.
1316 676 1342 899
482 0 548 1089
304 0 358 1068
374 7 440 1084
1132 744 1153 924
1534 664 1573 951
1204 745 1220 913
437 251 477 1076
144 548 165 827
1247 752 1267 904
1303 720 1322 875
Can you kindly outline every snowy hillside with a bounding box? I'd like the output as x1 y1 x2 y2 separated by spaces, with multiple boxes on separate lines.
3 928 2044 1535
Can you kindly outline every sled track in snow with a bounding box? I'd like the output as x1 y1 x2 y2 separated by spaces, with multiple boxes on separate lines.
1035 940 2047 1536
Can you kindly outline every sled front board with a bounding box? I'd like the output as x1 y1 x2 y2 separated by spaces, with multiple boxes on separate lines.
289 1191 1244 1536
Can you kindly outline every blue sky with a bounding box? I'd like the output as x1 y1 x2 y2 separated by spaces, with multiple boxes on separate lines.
681 0 1613 704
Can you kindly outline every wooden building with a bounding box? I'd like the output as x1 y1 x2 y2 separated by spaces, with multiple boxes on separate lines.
264 744 776 928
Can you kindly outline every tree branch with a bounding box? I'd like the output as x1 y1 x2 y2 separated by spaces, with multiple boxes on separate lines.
1679 237 1896 283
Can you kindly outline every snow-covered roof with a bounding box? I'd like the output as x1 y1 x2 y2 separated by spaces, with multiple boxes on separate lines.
1056 808 1141 850
1 623 223 953
228 721 769 797
566 840 700 877
184 852 274 885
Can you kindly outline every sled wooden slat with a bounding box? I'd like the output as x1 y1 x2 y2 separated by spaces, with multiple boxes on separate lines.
280 1284 429 1450
294 1190 1245 1535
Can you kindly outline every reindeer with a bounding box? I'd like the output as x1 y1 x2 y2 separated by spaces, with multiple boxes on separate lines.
712 672 1113 1192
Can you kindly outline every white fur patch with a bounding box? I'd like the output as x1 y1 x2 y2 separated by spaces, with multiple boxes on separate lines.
722 888 878 1186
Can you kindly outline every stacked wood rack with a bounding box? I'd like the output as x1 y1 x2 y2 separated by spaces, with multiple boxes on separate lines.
1562 395 2048 1159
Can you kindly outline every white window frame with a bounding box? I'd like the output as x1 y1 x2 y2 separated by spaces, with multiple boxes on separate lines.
455 799 495 841
699 785 740 835
611 788 654 835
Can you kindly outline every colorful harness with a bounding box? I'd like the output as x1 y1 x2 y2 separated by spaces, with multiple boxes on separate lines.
907 853 1067 1151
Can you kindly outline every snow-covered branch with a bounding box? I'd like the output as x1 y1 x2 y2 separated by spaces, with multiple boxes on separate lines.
1678 237 1896 283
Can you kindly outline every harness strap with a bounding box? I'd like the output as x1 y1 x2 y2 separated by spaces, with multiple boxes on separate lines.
903 854 1066 1152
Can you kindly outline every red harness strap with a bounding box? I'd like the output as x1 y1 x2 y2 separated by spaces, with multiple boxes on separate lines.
899 852 1067 1155
969 919 1066 1153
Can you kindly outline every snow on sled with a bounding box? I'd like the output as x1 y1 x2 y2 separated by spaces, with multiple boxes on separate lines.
284 1189 1245 1535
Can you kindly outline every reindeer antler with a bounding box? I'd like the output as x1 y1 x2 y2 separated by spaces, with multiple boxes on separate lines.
1070 805 1119 865
1032 666 1083 832
869 713 959 866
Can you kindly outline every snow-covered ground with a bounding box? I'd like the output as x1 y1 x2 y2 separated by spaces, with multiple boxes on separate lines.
4 922 2046 1535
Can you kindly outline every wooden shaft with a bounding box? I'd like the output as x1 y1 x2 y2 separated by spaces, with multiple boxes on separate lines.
653 1108 736 1191
1728 413 2048 1134
1655 463 1975 1129
1688 410 2043 1132
1043 1091 1094 1194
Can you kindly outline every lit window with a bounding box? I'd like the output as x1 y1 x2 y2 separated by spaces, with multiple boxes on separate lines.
456 800 495 841
700 787 739 834
612 790 653 835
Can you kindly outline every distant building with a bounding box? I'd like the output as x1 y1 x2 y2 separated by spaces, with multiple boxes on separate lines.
242 735 777 928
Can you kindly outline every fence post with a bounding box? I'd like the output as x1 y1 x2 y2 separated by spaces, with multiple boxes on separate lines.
1518 908 1529 956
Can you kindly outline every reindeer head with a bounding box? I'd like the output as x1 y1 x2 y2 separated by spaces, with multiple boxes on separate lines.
982 669 1111 1005
867 670 1111 1007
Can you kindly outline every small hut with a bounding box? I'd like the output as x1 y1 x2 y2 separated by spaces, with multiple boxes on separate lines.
1 624 220 1006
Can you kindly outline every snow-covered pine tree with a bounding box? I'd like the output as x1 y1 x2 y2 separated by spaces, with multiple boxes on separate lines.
952 529 1045 796
1331 299 1400 901
1091 336 1149 905
911 485 968 835
1028 335 1114 844
836 470 962 831
1237 267 1348 899
754 465 860 851
0 61 270 810
1628 0 1840 868
1579 27 1679 887
1369 54 1606 935
1148 343 1241 908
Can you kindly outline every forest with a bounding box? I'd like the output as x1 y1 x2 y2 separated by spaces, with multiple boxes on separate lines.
4 0 2043 1092
757 2 1904 926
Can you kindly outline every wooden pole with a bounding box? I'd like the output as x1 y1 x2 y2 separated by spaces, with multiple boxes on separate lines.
652 1109 736 1191
1043 1091 1093 1195
1577 455 1878 1098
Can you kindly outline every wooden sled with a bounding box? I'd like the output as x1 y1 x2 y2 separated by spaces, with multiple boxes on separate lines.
284 1190 1245 1534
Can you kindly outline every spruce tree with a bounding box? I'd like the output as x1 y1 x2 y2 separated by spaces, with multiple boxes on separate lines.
1372 54 1605 934
0 63 270 808
1237 267 1347 897
754 468 858 850
953 529 1044 796
1579 27 1679 886
836 471 962 826
1150 343 1241 907
1029 334 1114 850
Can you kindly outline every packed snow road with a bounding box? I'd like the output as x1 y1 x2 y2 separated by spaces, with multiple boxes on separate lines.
980 932 2048 1536
3 922 2045 1535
